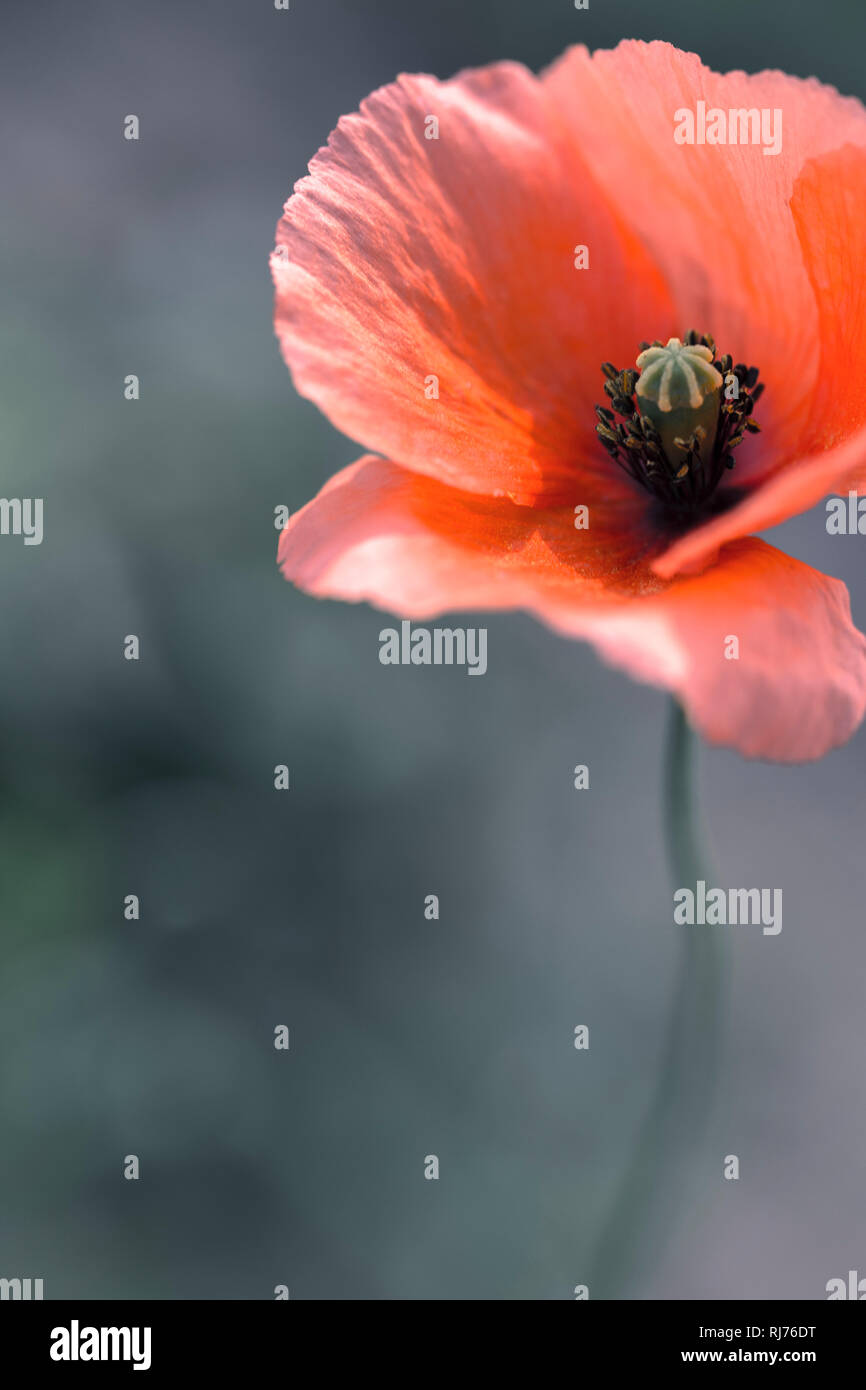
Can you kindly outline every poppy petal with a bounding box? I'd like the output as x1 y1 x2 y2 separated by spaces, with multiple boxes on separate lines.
278 455 656 609
279 456 866 761
272 62 672 506
545 41 866 493
653 143 866 577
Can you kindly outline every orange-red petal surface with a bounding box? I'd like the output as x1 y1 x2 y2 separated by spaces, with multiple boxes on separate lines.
655 143 866 575
545 42 866 495
272 61 672 506
280 457 866 761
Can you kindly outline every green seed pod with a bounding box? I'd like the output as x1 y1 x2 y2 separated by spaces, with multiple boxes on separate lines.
635 338 723 470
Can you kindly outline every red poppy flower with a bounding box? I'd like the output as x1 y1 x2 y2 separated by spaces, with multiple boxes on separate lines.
271 39 866 761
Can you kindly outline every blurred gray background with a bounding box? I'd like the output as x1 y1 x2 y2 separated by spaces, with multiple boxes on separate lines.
1 0 864 1300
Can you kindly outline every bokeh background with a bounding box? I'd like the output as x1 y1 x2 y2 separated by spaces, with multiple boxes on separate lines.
1 0 865 1300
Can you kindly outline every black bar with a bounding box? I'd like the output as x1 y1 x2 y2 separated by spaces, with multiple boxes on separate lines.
1 1299 862 1374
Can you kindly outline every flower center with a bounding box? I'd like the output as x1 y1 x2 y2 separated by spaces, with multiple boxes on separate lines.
595 332 763 514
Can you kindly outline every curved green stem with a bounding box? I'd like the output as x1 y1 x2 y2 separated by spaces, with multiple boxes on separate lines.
586 700 725 1298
